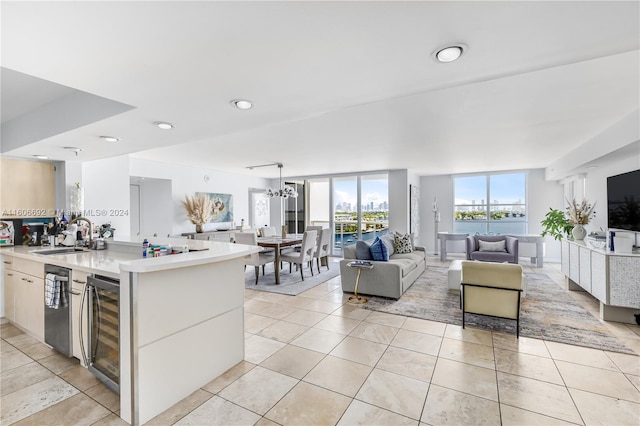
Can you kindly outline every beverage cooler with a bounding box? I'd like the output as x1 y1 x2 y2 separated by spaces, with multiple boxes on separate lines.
81 275 120 393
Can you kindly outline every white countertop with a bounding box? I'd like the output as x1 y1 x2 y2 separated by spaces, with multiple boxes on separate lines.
0 236 259 277
567 238 640 257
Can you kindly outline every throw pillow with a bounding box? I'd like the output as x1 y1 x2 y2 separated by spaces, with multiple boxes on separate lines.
478 240 507 252
394 233 414 254
369 236 389 261
355 241 373 260
381 234 395 257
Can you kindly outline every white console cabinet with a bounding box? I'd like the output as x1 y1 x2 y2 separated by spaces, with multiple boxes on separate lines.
561 239 640 324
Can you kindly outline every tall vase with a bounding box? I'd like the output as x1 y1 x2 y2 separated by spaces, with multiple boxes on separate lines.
572 224 586 240
195 224 204 233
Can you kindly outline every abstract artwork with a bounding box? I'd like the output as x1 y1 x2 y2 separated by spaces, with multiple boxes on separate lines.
410 185 420 238
197 192 233 223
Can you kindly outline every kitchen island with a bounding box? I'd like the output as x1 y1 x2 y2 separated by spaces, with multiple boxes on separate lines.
1 237 258 425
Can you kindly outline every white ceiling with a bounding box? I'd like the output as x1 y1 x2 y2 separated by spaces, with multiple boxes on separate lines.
1 1 638 179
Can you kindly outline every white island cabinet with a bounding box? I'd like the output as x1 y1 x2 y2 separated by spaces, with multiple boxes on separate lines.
118 243 254 425
0 237 258 426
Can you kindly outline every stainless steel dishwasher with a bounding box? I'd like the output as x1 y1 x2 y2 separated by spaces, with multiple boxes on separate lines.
44 264 72 356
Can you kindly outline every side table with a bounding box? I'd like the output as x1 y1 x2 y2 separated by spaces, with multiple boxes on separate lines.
346 261 374 304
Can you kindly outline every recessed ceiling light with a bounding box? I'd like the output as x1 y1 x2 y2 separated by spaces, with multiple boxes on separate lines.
33 155 49 159
154 121 174 130
100 136 120 142
231 99 253 110
433 44 467 63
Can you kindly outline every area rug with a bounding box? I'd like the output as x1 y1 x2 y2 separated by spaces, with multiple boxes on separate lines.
364 266 635 354
245 258 340 296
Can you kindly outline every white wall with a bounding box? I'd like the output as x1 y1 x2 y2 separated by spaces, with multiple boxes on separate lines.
82 156 131 236
129 158 269 235
130 177 173 237
420 174 455 254
388 169 409 235
577 149 640 242
528 169 565 261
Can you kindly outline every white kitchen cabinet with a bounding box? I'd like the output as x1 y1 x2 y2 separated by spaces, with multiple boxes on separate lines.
26 274 44 340
3 267 16 322
13 271 30 329
13 270 45 340
2 255 45 340
0 158 55 218
71 270 89 364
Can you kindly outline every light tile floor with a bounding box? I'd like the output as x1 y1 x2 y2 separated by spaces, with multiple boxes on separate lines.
1 256 639 425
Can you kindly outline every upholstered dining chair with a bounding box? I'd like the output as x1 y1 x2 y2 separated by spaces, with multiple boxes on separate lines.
234 232 274 285
261 226 277 237
280 230 317 281
312 228 331 273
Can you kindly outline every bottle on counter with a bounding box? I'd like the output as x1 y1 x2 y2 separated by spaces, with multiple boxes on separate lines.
143 239 149 258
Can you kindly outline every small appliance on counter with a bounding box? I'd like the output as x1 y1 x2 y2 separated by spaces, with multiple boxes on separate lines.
91 238 107 250
0 221 15 246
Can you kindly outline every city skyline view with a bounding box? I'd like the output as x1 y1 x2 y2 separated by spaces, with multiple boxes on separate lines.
334 176 389 212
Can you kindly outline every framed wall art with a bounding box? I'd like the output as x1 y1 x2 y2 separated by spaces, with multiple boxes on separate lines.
197 192 233 223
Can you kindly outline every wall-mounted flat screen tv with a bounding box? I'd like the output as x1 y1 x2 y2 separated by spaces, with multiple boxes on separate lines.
607 169 640 232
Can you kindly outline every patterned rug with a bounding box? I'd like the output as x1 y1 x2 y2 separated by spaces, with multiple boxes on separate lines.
364 266 635 354
245 258 340 296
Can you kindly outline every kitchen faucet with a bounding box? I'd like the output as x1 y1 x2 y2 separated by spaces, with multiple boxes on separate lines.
69 217 94 247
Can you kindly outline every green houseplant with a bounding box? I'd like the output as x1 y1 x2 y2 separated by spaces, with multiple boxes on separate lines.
540 208 574 240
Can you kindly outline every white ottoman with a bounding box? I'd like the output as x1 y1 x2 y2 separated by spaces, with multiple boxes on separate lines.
448 260 462 291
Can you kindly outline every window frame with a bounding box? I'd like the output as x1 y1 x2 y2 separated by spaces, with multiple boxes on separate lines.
453 171 528 235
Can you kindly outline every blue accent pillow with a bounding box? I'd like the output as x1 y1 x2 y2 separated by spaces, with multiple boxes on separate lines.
369 236 389 261
355 241 373 260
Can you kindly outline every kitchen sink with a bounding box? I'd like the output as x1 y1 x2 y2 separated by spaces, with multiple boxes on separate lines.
32 247 90 255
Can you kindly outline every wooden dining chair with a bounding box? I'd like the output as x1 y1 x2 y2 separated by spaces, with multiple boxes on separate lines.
280 230 317 281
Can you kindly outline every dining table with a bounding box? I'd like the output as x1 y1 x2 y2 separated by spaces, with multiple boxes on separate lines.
256 234 303 284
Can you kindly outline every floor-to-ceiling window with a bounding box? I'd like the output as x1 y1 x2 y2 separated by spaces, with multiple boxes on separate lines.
308 173 388 255
454 172 527 235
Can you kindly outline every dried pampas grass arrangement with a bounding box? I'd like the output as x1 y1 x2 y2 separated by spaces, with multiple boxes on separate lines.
182 194 214 227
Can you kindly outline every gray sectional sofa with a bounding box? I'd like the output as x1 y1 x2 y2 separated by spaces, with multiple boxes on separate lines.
339 238 426 299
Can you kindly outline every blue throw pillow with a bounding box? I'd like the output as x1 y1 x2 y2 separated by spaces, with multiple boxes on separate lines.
355 241 373 260
369 236 389 261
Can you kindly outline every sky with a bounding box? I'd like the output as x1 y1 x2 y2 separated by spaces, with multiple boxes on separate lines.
454 173 526 205
334 177 388 207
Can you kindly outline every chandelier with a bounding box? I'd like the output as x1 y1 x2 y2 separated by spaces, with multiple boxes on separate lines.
247 162 298 198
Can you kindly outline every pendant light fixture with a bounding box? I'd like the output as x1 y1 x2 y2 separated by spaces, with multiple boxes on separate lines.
266 163 298 198
246 162 298 198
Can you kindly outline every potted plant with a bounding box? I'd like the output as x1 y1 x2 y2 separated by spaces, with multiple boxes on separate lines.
540 208 574 240
182 194 214 233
